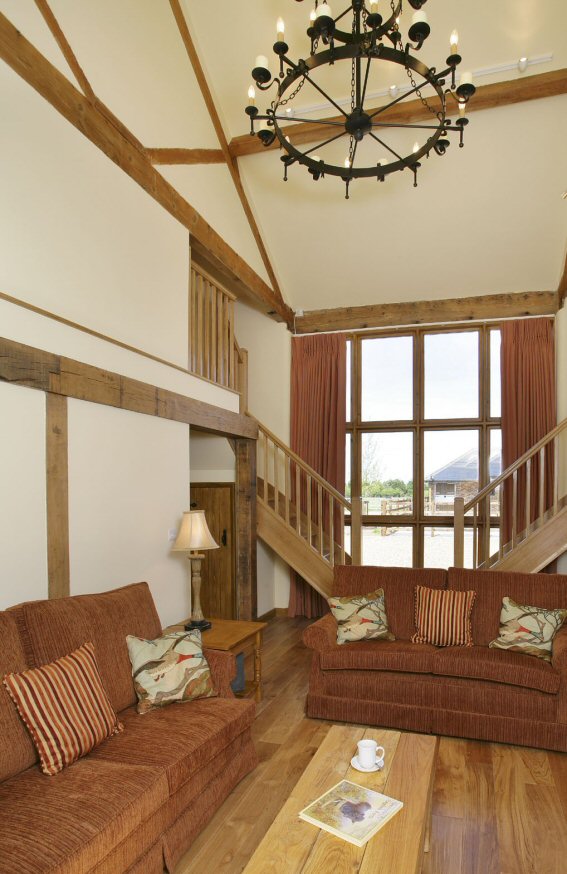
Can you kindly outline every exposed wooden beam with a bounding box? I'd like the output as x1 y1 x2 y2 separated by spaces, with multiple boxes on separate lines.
0 336 258 439
229 68 567 159
234 439 257 620
294 290 559 334
0 12 292 325
33 0 95 100
168 0 286 307
147 147 225 165
46 392 70 599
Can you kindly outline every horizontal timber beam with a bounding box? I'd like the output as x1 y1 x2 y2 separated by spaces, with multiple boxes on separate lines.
294 291 560 334
146 147 225 165
229 68 567 159
0 12 292 326
0 336 258 439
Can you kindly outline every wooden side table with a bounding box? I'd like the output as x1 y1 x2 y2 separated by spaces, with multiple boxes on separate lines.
166 618 268 702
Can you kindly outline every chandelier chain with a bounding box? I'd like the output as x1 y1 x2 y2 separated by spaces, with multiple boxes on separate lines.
277 76 306 109
405 65 438 118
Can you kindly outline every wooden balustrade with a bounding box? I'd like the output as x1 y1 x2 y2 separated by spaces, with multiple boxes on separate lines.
254 419 352 569
454 417 567 569
190 265 237 389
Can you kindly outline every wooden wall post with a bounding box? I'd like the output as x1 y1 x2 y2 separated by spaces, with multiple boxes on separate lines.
235 438 257 619
46 393 70 598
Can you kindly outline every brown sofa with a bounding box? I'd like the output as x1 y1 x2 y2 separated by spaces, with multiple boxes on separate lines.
0 582 258 874
303 565 567 752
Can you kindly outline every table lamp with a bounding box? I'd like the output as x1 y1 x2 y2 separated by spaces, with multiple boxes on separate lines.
172 509 219 631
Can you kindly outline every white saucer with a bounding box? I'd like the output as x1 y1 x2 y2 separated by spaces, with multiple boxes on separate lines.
350 755 384 773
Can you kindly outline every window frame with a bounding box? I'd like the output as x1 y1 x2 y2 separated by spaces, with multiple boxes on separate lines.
346 322 502 568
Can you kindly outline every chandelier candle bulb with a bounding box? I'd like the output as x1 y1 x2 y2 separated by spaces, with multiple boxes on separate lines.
413 142 420 153
247 85 256 106
370 1 379 12
344 157 351 168
459 101 466 117
316 3 332 19
310 9 316 23
450 29 459 54
412 11 428 26
277 18 285 41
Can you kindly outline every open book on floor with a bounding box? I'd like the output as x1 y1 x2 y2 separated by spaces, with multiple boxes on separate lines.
299 779 403 848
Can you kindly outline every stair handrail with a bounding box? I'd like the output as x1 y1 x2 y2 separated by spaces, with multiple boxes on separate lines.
251 417 352 512
462 417 567 514
454 416 567 568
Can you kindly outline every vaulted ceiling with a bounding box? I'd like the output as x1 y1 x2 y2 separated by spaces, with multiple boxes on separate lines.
1 0 566 325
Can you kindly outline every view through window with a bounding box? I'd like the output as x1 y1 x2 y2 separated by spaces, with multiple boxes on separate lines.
346 326 502 568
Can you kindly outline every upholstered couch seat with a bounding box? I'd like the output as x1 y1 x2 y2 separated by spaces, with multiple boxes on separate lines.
303 565 567 751
0 583 258 874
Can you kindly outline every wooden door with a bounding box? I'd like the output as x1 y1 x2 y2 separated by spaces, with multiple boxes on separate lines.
190 483 235 619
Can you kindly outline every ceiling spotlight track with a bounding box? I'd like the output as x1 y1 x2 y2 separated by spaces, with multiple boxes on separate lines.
244 0 476 198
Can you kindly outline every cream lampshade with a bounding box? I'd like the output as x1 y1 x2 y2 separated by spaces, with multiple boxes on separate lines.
173 510 219 631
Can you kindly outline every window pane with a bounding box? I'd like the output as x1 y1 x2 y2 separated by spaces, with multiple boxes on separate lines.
490 329 501 418
361 336 413 421
423 527 500 568
362 525 413 567
362 432 413 515
424 430 479 516
424 332 479 419
489 429 502 518
346 339 352 422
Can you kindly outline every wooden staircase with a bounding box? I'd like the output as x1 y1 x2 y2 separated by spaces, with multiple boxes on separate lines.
254 420 351 599
454 418 567 571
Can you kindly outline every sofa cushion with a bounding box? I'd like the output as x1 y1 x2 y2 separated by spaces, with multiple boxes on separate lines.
0 612 37 783
447 567 567 646
412 586 476 647
127 629 216 714
3 642 123 776
328 589 395 645
333 566 447 640
0 757 168 874
9 583 162 714
489 596 567 662
90 696 256 795
320 640 438 674
432 645 561 694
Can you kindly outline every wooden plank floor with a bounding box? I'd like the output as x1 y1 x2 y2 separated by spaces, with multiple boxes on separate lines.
175 616 567 874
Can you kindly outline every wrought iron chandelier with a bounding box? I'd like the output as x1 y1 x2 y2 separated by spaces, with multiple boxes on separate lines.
244 0 476 198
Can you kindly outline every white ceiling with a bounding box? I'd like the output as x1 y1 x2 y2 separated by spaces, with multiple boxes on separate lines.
3 0 566 315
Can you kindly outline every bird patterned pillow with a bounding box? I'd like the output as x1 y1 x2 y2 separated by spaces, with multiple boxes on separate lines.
328 589 395 645
126 629 216 714
489 596 567 662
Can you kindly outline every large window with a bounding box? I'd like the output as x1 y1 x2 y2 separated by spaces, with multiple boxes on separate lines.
346 325 501 568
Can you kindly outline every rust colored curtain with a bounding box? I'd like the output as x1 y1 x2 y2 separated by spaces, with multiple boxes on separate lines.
288 334 347 618
501 318 556 544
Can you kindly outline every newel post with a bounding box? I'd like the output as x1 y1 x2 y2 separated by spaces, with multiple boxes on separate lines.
454 496 465 568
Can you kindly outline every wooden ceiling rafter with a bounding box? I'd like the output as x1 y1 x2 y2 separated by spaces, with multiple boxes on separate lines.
293 290 559 334
147 147 225 165
0 11 292 325
33 0 95 100
168 0 285 307
229 68 567 159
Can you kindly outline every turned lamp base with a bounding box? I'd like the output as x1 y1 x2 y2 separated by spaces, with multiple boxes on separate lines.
185 618 212 632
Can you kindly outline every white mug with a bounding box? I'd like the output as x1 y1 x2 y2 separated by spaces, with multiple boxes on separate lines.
357 739 385 769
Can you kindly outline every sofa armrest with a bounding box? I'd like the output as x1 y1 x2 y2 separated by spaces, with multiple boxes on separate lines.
302 613 337 652
204 648 236 698
552 625 567 674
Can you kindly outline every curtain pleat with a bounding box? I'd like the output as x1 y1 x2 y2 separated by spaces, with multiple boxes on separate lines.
501 318 556 544
288 334 347 618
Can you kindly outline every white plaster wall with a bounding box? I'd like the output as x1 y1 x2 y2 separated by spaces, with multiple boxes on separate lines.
189 432 236 484
0 63 189 367
68 400 191 628
236 301 292 610
0 383 48 609
556 306 567 574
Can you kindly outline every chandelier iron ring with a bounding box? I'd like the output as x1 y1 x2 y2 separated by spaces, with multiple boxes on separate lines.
245 1 475 196
271 46 449 177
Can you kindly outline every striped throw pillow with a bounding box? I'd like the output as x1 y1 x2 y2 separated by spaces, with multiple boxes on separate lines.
2 642 123 776
412 586 476 647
